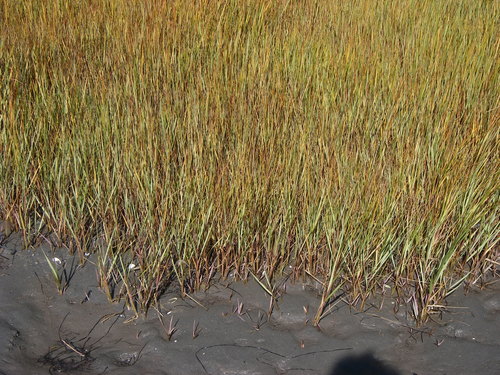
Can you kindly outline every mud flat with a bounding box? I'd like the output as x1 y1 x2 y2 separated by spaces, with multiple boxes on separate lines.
0 231 498 375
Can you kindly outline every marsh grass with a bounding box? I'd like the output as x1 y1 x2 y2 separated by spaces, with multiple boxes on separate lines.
0 0 498 323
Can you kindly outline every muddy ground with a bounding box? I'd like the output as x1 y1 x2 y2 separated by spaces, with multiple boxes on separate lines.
0 229 499 375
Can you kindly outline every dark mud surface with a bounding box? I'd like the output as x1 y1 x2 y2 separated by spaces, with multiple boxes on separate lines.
0 230 499 375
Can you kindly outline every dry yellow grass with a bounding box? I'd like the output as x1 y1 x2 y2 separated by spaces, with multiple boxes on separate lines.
1 0 498 323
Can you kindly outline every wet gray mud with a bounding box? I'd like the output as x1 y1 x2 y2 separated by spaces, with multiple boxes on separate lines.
0 230 499 375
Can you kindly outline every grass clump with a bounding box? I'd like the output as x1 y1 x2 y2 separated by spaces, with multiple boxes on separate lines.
0 0 498 323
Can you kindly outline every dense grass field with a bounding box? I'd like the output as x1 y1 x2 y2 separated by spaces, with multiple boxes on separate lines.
1 0 498 323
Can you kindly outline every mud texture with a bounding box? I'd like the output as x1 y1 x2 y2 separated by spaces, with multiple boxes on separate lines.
1 229 499 375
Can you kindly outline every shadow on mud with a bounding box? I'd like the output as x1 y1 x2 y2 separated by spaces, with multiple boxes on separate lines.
329 352 401 375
